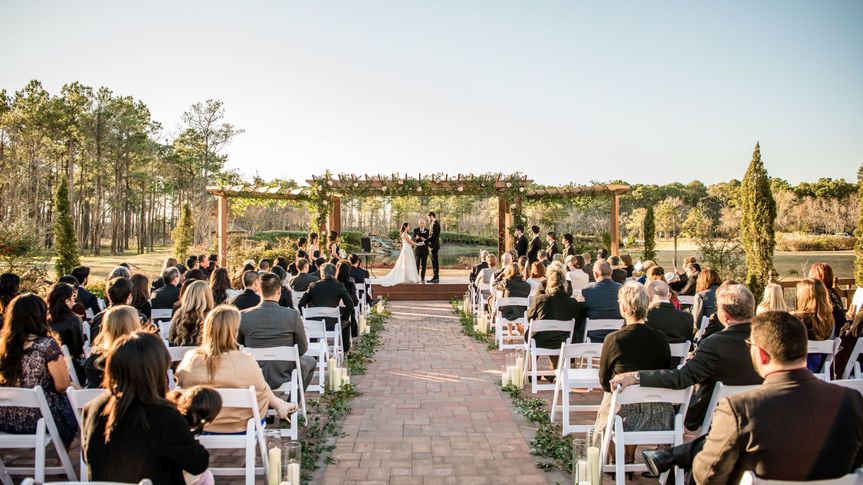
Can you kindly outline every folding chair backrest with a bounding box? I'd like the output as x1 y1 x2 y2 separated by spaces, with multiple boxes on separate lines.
669 341 691 360
304 319 327 340
243 345 300 365
67 388 107 425
613 384 692 407
528 319 575 339
738 469 863 485
158 321 171 340
677 295 695 306
302 307 340 320
582 318 624 342
151 308 172 322
700 382 761 433
0 386 41 409
833 379 863 397
694 315 710 340
166 345 196 363
61 345 80 387
291 291 306 309
809 338 841 378
497 297 529 308
561 342 604 362
842 338 863 379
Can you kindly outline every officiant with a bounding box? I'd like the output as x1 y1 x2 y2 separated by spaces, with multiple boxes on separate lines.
413 217 430 282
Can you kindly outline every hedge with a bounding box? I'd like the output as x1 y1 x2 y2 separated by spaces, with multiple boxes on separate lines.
776 234 856 251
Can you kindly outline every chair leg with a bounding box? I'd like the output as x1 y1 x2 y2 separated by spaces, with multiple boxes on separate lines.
35 420 46 484
614 418 625 485
550 375 561 422
530 354 538 394
0 460 14 485
561 380 570 434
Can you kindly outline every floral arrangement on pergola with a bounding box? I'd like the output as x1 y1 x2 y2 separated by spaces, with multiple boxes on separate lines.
206 172 627 268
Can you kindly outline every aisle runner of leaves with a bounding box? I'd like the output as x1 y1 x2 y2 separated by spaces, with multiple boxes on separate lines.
450 299 575 473
293 300 392 483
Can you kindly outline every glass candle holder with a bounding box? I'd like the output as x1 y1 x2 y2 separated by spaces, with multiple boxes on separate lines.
284 441 302 485
265 430 284 485
585 429 602 485
572 438 589 485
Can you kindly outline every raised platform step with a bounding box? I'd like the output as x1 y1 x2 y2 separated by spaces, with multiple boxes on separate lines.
370 279 467 301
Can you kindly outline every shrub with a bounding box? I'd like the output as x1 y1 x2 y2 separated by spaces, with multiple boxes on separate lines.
227 236 298 272
0 220 42 273
775 233 856 251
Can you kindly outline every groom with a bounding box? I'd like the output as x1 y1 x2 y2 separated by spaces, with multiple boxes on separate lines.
427 211 441 283
413 217 430 282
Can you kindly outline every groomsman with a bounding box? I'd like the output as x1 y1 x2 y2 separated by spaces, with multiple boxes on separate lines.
546 232 559 259
514 225 528 258
413 218 430 281
428 211 441 283
527 225 542 263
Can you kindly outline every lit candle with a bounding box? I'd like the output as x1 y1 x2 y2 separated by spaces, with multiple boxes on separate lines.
514 355 524 388
287 462 301 485
575 460 588 484
267 447 281 485
501 367 510 387
587 446 600 485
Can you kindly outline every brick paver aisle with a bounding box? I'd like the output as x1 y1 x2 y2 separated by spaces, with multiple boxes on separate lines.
321 301 557 485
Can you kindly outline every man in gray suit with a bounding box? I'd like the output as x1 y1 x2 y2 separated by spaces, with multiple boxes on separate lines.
238 272 316 391
289 258 319 292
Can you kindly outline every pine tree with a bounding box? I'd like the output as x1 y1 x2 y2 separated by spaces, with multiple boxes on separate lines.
854 163 863 288
739 142 777 296
172 202 195 262
642 206 657 261
53 177 80 277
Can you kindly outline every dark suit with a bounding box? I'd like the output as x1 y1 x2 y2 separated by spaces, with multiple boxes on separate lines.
77 287 102 319
277 286 294 309
562 244 576 258
350 267 371 303
230 289 260 311
669 273 688 293
646 302 694 343
289 273 319 292
693 369 863 484
583 262 596 282
638 322 763 430
413 227 430 280
678 272 698 296
610 268 627 284
527 235 541 263
515 234 528 257
150 283 179 310
692 285 719 328
547 242 559 258
429 219 441 279
237 301 315 390
527 292 586 348
470 261 489 285
298 279 355 352
495 276 532 320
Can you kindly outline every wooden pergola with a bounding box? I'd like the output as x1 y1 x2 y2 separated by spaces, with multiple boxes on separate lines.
206 173 629 268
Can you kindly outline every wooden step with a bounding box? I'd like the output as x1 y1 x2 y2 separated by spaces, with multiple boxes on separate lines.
370 282 466 301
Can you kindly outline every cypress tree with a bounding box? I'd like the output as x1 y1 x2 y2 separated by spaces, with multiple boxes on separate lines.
642 206 657 261
172 202 195 262
53 177 80 277
739 142 776 296
854 163 863 287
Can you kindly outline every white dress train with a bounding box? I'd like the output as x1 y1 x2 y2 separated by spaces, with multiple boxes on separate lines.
375 232 421 287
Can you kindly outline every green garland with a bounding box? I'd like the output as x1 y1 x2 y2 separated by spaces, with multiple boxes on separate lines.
450 298 496 350
294 301 391 483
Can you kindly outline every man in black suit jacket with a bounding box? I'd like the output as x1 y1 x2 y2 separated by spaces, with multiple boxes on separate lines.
427 211 441 282
231 270 261 311
514 225 528 258
149 267 180 310
612 284 763 430
413 218 431 281
527 225 541 263
289 258 319 292
469 250 490 286
71 266 102 318
546 232 559 259
348 254 371 303
298 263 355 351
645 280 694 343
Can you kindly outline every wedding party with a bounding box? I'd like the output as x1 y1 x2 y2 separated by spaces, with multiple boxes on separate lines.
1 1 862 485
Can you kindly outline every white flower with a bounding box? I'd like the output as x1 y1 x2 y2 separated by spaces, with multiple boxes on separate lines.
398 180 404 185
353 182 359 187
417 186 422 192
510 204 517 209
519 187 525 193
506 182 512 188
382 186 388 191
457 186 463 192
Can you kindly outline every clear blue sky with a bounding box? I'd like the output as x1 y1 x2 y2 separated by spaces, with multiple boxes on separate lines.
2 0 861 185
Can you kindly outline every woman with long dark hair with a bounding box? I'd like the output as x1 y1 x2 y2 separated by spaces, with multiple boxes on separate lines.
48 282 86 382
129 274 152 321
328 230 341 259
82 331 209 483
208 267 238 306
0 272 21 317
308 232 320 259
691 267 722 326
0 293 78 445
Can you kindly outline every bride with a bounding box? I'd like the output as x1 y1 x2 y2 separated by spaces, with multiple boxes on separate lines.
375 222 421 287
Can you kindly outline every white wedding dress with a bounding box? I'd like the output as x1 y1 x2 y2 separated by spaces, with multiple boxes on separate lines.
375 232 421 287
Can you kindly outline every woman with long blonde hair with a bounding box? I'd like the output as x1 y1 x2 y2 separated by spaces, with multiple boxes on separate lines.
169 280 214 346
175 305 296 433
756 283 788 315
794 278 834 341
84 305 142 388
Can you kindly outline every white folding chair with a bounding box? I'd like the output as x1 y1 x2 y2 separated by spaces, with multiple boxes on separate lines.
677 294 695 306
809 338 841 381
241 346 306 426
699 382 761 435
474 268 495 315
302 307 343 364
669 341 691 367
97 299 106 311
833 379 863 396
84 308 95 321
164 346 197 390
0 386 77 484
290 291 306 310
694 315 710 341
495 297 529 351
523 319 575 393
21 480 152 485
550 342 604 435
198 386 269 485
81 321 91 357
600 385 693 485
582 318 624 343
841 338 863 380
303 319 330 393
739 468 863 485
151 308 173 323
60 345 80 388
66 388 107 478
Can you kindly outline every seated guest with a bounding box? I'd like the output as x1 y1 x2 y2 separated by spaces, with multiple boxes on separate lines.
169 280 214 346
184 268 206 282
275 256 290 272
477 254 498 299
71 266 102 317
645 280 693 344
197 254 211 279
581 252 595 282
109 266 131 280
336 260 360 337
537 250 550 268
494 263 531 336
636 260 655 284
92 277 146 339
793 278 835 372
561 233 576 257
581 259 623 342
289 258 319 292
691 267 722 327
270 266 294 308
620 253 635 277
609 255 627 284
239 274 315 390
612 284 763 430
130 274 152 321
644 311 863 483
676 262 701 296
809 263 847 334
756 282 787 315
567 255 590 294
58 274 87 320
84 305 141 388
47 282 86 382
258 259 272 272
308 257 326 278
595 282 674 465
151 267 181 311
524 261 546 296
177 306 297 432
470 250 490 285
494 253 514 284
348 254 372 303
0 294 78 445
185 255 199 271
230 271 261 310
526 267 585 370
209 267 240 306
83 331 209 483
231 262 255 288
0 273 21 317
150 258 178 291
298 263 355 352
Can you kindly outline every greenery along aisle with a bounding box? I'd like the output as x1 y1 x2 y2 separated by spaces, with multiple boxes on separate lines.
293 300 392 484
450 297 496 350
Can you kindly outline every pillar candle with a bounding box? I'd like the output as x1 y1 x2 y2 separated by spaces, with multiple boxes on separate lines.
501 367 510 386
267 447 282 485
575 459 588 484
287 462 301 485
587 446 600 485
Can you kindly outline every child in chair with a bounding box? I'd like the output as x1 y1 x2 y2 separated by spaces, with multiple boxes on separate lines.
168 386 222 485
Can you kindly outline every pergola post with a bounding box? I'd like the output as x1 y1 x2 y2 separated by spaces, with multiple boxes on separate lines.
497 196 507 256
328 197 342 234
217 195 229 268
610 193 620 256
